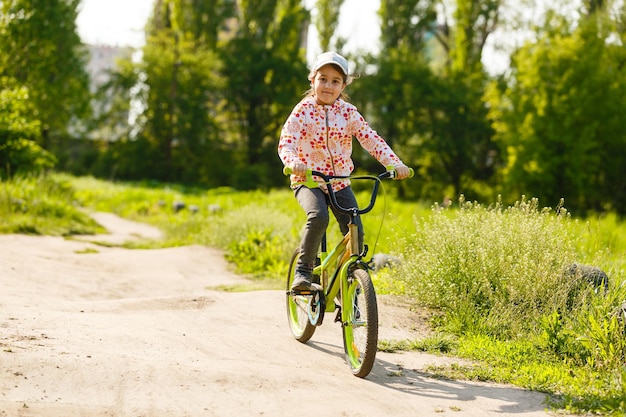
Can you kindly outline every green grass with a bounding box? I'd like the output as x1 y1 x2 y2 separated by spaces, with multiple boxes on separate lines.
1 173 625 415
378 332 457 354
0 174 103 236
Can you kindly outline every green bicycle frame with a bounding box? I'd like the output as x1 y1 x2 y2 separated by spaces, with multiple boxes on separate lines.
313 222 361 315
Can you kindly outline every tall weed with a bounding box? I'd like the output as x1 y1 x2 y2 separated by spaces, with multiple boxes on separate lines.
0 175 99 235
575 283 626 369
396 195 582 337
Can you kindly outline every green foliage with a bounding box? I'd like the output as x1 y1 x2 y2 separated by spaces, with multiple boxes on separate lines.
87 55 138 145
449 0 501 74
64 0 612 215
219 0 309 189
421 73 497 202
379 333 457 354
396 195 582 337
539 311 578 358
355 0 500 203
3 0 625 216
384 192 626 414
487 10 626 214
0 0 91 142
0 175 101 235
139 22 226 185
95 0 310 190
0 138 56 177
0 77 56 178
226 229 289 278
575 287 626 370
314 0 344 51
351 47 437 200
443 333 626 416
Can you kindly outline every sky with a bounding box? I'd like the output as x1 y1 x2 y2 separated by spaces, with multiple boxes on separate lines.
77 0 382 55
76 0 154 48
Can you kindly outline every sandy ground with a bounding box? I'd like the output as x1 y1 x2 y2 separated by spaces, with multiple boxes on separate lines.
0 212 563 416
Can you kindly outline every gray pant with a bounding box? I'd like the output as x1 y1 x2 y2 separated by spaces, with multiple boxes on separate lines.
294 185 364 269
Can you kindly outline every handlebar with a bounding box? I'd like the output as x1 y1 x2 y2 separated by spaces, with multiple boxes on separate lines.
283 165 413 216
282 165 414 180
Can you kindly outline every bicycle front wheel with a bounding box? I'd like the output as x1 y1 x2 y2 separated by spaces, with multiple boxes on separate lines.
342 268 378 378
286 249 316 343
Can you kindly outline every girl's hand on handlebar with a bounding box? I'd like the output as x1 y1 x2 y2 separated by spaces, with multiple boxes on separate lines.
394 164 411 179
290 162 308 176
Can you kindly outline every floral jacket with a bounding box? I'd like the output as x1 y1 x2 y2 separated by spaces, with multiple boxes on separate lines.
278 96 403 192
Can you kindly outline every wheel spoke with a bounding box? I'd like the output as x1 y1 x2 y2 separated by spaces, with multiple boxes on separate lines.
342 268 378 378
285 248 317 342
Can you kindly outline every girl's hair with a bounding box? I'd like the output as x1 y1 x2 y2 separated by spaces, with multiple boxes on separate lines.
303 67 354 101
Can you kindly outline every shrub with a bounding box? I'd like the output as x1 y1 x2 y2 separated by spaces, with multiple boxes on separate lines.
0 77 56 178
0 175 99 235
396 195 581 337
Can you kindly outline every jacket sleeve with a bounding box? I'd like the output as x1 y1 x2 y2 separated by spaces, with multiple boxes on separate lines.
278 103 305 168
350 107 403 168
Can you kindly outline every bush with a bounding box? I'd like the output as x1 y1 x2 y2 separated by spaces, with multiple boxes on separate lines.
0 77 56 178
396 195 581 337
0 175 100 235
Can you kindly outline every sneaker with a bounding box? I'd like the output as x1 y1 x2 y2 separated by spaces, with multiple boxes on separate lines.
291 270 312 291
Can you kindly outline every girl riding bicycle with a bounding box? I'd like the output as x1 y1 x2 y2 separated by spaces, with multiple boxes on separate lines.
278 51 410 291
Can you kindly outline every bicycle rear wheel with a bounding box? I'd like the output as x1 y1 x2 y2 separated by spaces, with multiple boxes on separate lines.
286 249 316 342
342 268 378 377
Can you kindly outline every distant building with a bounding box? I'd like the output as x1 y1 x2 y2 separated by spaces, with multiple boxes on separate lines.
85 44 133 90
83 44 134 141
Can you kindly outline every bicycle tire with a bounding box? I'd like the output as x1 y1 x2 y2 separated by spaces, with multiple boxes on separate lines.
286 248 316 342
342 268 378 377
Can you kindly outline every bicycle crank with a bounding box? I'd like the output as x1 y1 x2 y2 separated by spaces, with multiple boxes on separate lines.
289 284 326 326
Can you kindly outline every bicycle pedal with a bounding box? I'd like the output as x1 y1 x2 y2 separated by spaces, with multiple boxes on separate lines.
290 283 323 296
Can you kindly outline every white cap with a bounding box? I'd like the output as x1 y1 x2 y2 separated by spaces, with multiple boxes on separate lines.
313 51 349 75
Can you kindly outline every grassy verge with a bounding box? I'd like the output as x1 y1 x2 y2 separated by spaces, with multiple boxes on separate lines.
376 196 626 415
0 174 103 235
2 173 625 415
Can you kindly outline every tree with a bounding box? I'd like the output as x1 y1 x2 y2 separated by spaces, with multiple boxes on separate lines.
443 0 500 74
0 0 91 149
343 0 438 198
314 0 344 51
488 8 626 214
0 77 56 178
427 0 501 200
220 0 309 188
116 0 234 185
89 0 309 188
379 0 437 52
354 0 500 201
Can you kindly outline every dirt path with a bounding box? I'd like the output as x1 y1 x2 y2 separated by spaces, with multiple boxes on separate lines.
0 212 561 416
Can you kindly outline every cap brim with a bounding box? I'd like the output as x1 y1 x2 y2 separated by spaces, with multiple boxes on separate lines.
314 60 348 75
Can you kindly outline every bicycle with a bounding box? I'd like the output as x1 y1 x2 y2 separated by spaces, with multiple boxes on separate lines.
283 165 413 378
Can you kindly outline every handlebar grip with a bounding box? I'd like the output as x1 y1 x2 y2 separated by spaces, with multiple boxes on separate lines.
385 165 414 179
283 166 318 188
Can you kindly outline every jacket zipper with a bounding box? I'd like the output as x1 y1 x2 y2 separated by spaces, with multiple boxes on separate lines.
325 107 335 175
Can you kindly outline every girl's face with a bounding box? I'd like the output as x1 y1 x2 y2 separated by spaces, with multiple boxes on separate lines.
312 64 346 105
